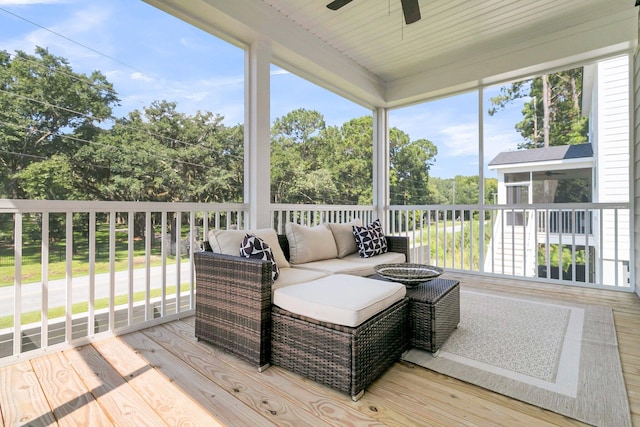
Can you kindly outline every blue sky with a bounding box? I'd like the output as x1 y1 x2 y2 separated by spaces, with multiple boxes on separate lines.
0 0 526 179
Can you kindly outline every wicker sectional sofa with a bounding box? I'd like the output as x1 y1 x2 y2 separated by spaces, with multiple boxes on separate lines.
194 223 411 401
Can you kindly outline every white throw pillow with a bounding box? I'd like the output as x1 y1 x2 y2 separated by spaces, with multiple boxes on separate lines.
285 223 338 264
208 228 290 268
327 219 362 258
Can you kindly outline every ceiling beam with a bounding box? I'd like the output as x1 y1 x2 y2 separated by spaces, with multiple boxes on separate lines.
385 8 637 107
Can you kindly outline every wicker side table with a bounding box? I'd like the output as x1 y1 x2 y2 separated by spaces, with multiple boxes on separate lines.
405 278 460 355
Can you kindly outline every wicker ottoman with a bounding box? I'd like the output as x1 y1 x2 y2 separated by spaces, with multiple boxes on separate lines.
271 298 409 401
405 278 460 355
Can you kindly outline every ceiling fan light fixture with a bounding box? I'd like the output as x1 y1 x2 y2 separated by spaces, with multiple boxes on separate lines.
400 0 421 24
327 0 353 10
327 0 422 24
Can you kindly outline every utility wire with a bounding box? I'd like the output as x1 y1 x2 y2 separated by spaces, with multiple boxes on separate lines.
0 119 224 171
0 7 246 158
0 6 141 73
0 88 243 160
5 52 119 97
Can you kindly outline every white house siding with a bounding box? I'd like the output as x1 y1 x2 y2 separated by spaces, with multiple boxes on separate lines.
594 55 631 287
634 45 640 297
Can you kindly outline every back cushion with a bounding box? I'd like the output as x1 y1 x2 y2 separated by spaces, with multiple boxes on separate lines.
327 219 362 258
285 223 339 264
208 228 290 268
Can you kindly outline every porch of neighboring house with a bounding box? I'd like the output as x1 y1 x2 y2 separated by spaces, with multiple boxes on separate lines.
1 272 638 426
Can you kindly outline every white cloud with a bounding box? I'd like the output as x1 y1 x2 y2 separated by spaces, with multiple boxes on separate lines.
438 123 479 157
0 3 114 66
130 71 154 82
270 68 290 76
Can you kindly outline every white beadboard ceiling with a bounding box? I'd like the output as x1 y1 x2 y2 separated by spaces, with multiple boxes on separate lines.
146 0 637 107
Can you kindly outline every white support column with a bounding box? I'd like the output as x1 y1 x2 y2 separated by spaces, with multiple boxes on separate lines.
373 107 390 226
245 40 272 229
478 88 486 272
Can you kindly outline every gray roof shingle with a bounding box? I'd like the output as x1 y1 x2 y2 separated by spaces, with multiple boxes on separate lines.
488 143 593 166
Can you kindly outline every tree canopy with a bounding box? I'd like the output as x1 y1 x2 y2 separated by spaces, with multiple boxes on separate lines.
488 67 588 149
0 47 485 209
0 47 119 198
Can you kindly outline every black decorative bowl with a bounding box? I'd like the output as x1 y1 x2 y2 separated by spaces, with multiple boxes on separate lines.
374 263 443 286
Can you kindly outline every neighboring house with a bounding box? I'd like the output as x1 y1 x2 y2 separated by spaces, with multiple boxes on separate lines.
486 55 630 287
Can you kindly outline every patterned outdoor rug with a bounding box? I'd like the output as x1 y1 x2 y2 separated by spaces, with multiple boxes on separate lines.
402 289 631 427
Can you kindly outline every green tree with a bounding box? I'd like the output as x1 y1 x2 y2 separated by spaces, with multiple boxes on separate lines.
389 127 437 205
330 116 374 204
484 178 498 205
0 47 119 198
489 67 588 149
271 109 438 205
74 100 243 203
271 108 337 204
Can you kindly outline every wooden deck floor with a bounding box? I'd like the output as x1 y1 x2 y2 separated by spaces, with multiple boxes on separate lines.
1 273 639 426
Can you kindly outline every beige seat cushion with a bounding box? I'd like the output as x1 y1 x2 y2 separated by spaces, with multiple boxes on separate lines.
326 219 362 258
285 223 338 264
340 251 406 266
273 274 406 327
272 267 329 293
292 251 406 276
208 228 290 268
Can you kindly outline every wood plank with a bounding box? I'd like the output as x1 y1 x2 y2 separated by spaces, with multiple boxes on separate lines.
141 321 330 426
120 331 276 427
30 352 111 427
92 337 225 427
1 273 638 427
164 317 416 425
63 345 167 427
385 362 586 426
0 361 56 427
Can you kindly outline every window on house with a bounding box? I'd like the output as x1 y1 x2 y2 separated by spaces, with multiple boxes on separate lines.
532 168 592 203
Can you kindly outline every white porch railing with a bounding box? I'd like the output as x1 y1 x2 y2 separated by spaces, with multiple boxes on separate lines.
388 203 632 290
0 199 632 365
0 199 247 366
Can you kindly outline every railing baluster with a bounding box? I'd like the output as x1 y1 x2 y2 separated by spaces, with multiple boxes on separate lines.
175 211 182 315
145 211 152 321
585 209 591 284
65 212 73 342
13 213 22 356
127 211 134 326
160 211 167 318
88 212 95 336
42 212 50 347
108 212 116 331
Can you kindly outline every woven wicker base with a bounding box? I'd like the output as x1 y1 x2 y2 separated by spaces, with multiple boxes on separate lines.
407 278 460 353
194 251 272 368
271 298 409 400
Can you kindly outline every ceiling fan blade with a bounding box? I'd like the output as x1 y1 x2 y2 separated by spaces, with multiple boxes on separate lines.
400 0 421 24
327 0 353 10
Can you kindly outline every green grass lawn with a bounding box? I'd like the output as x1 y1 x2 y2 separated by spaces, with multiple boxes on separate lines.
0 219 181 287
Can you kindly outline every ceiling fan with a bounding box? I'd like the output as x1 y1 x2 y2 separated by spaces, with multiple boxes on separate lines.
327 0 421 25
